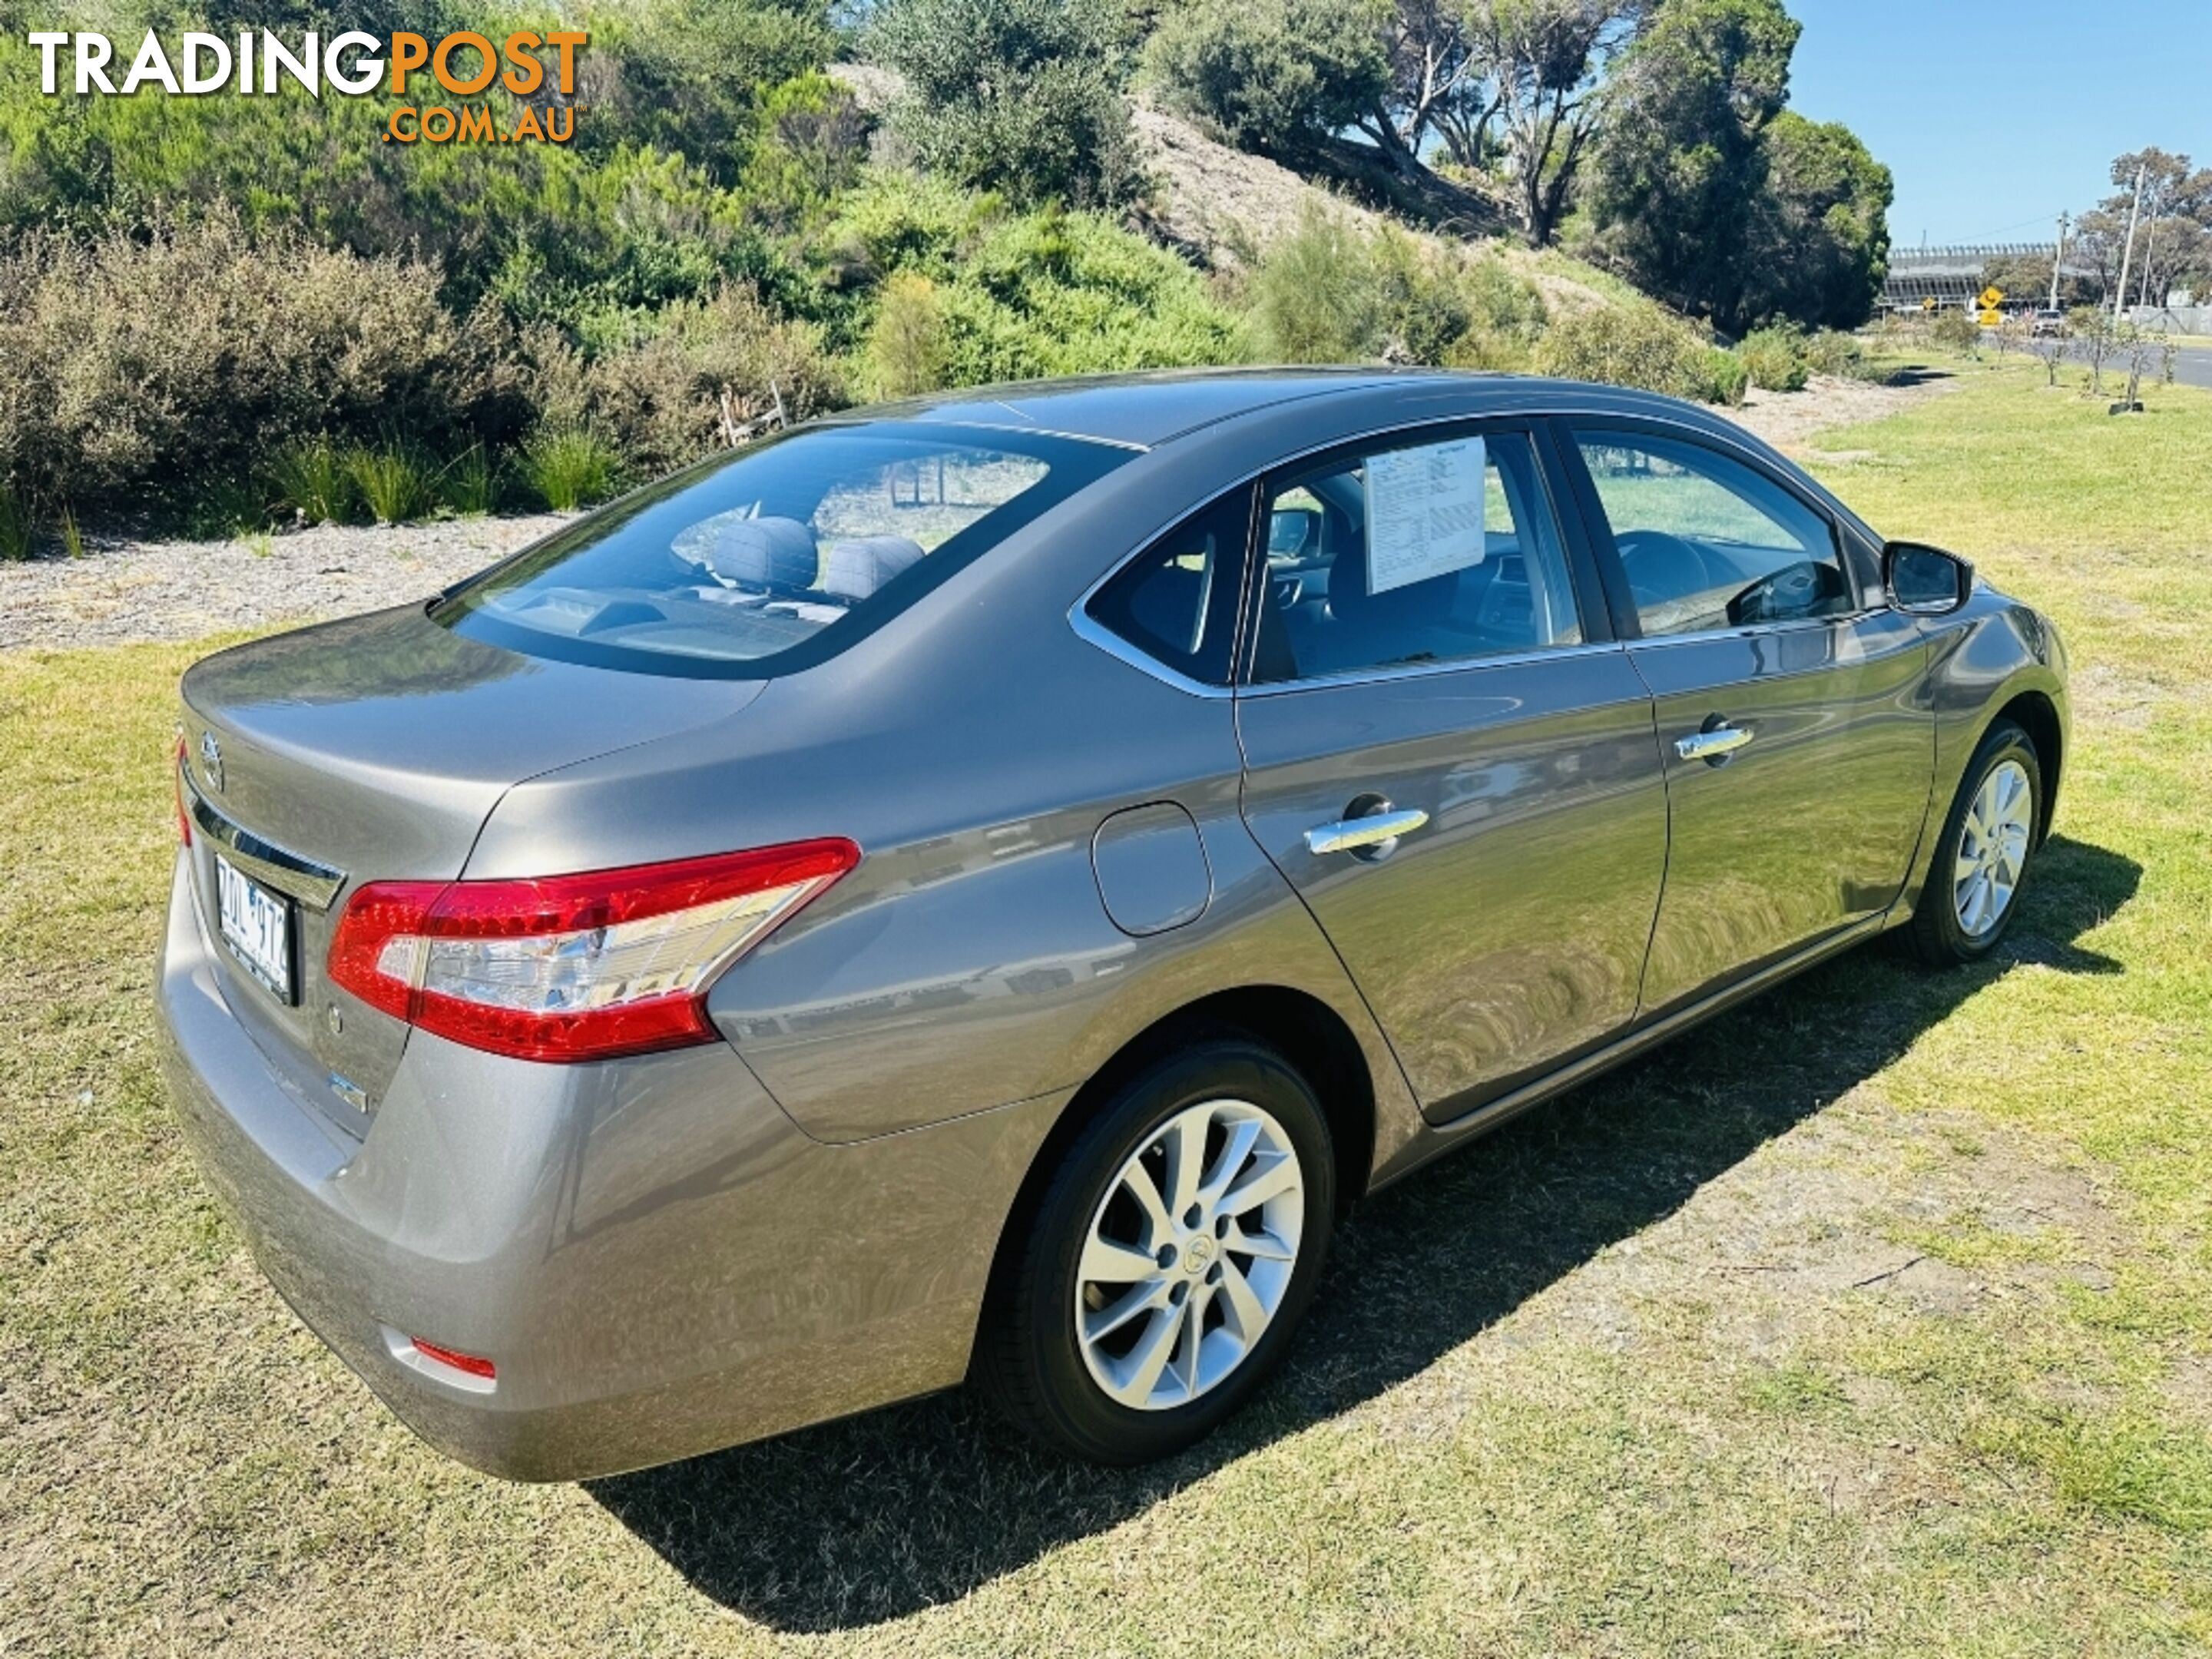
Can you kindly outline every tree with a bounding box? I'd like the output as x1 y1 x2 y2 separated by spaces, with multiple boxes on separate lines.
1465 0 1650 247
1739 111 1892 329
1582 0 1796 324
1144 0 1392 161
869 0 1142 208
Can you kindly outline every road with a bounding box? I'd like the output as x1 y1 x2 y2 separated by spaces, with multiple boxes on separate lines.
2163 343 2212 389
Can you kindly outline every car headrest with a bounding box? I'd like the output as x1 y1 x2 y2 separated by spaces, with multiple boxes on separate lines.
673 512 819 591
817 535 926 601
1327 542 1455 631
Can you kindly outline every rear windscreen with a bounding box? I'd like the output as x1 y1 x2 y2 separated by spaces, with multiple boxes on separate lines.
433 422 1132 678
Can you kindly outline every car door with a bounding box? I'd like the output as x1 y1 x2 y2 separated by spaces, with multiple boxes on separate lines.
1558 422 1934 1014
1234 422 1670 1121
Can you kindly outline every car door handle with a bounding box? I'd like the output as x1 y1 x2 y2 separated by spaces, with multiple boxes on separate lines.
1675 723 1755 763
1305 808 1429 856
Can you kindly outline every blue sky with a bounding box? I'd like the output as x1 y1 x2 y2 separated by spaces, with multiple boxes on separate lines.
1786 0 2210 248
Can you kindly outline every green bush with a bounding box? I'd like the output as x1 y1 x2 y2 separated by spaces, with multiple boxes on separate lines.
1805 327 1866 377
439 445 496 518
1144 0 1391 159
865 272 952 399
347 445 440 525
1248 208 1384 361
267 438 359 527
0 213 510 516
534 285 844 477
0 485 31 561
1246 210 1548 368
1930 310 1984 354
869 0 1141 208
1704 347 1750 405
1532 303 1719 401
522 426 622 512
1737 325 1809 391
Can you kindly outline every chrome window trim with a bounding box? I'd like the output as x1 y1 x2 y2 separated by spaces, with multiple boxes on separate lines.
1237 638 1629 698
1067 601 1236 700
181 765 347 912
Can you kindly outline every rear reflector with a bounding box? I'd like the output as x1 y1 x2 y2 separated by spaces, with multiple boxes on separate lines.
326 839 859 1063
173 733 194 846
409 1338 496 1380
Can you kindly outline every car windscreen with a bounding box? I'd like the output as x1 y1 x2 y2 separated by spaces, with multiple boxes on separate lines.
432 422 1134 678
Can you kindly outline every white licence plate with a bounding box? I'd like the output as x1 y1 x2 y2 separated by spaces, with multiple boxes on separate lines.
216 855 295 1002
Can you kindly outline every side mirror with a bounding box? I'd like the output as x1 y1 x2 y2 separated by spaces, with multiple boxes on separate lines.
1884 541 1973 615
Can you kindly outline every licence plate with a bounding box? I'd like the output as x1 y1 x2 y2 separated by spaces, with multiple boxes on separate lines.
216 855 296 1002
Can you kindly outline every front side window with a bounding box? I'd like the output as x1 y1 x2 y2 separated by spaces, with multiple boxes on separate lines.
1573 431 1851 638
1250 429 1584 684
436 423 1131 677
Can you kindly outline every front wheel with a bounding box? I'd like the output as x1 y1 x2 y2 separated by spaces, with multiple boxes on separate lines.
1907 718 2044 965
976 1038 1336 1464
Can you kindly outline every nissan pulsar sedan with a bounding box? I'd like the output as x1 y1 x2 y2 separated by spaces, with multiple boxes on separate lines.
160 370 2068 1476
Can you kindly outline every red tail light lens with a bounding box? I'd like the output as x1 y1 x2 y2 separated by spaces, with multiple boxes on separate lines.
409 1337 496 1380
327 839 859 1063
173 733 194 846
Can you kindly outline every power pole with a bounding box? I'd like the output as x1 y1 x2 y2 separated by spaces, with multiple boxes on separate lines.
2049 211 2069 310
2114 164 2145 323
2137 181 2163 313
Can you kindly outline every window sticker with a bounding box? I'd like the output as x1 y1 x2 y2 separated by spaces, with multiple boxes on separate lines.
1364 435 1488 594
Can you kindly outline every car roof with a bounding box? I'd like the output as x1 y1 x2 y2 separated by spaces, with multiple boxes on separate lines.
827 367 1711 449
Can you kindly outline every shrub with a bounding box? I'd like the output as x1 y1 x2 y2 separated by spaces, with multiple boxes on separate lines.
439 445 496 518
1805 327 1866 377
1144 0 1391 159
1248 207 1385 361
1246 212 1549 369
1931 309 1983 354
866 272 952 399
1737 325 1809 391
347 444 440 525
540 285 844 478
522 426 621 512
1533 303 1718 401
869 0 1141 208
0 212 508 515
0 485 31 561
57 502 83 560
1704 346 1750 406
267 437 359 526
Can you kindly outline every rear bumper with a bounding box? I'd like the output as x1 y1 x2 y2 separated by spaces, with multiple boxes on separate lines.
157 854 1062 1479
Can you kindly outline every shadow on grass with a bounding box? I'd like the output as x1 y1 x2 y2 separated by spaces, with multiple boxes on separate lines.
591 833 2137 1633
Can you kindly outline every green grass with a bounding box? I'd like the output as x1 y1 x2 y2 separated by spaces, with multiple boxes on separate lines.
3 363 2210 1653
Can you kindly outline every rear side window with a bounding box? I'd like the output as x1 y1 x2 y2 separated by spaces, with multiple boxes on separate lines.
1573 431 1850 637
436 422 1131 678
1084 488 1253 687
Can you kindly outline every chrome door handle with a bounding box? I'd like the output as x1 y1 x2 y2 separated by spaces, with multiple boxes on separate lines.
1305 807 1429 856
1675 724 1754 763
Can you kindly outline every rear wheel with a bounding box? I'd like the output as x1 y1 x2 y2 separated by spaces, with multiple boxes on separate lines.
1907 718 2043 965
978 1038 1335 1464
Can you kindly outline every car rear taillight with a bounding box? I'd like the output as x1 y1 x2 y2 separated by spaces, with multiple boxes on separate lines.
326 839 859 1063
173 733 193 846
409 1338 495 1380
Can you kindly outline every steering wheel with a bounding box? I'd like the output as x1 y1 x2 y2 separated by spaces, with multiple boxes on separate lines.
1613 529 1714 608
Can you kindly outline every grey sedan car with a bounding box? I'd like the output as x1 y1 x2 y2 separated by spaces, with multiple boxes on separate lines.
159 370 2068 1477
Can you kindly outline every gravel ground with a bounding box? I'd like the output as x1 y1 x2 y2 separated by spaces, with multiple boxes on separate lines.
1719 370 1957 454
0 513 571 654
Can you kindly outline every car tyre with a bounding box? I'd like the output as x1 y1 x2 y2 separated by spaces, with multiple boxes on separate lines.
977 1037 1336 1465
1906 718 2043 965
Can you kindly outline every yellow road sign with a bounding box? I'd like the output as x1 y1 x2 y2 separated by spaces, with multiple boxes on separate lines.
1978 285 2005 310
1979 307 2002 326
1922 296 1937 312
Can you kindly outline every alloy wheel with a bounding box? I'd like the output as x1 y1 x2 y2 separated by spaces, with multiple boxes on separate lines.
1953 758 2033 937
1074 1098 1305 1411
